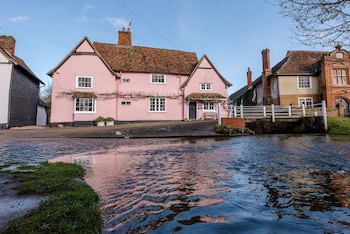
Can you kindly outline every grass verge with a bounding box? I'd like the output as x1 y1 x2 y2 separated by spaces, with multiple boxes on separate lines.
0 162 102 233
328 117 350 135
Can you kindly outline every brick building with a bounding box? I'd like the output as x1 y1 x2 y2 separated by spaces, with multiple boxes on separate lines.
230 45 350 116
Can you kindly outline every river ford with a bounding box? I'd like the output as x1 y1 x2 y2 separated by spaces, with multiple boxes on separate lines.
1 134 350 233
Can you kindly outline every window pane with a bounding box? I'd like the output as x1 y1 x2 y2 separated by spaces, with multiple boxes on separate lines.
151 74 165 83
149 98 166 112
298 76 310 88
75 98 95 112
332 69 347 85
77 76 92 88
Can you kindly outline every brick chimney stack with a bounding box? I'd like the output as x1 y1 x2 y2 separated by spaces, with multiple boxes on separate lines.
261 49 272 104
0 35 16 55
262 48 271 74
247 67 252 88
118 27 132 46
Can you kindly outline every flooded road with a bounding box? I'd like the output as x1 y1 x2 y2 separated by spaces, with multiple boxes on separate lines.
1 135 350 233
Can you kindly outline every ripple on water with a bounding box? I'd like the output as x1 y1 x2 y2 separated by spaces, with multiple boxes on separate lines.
2 135 350 233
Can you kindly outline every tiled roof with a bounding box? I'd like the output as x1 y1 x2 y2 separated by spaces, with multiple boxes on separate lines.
275 50 328 75
93 42 198 75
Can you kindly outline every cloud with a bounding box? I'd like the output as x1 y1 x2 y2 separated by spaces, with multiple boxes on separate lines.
8 16 30 23
103 17 129 28
83 3 95 10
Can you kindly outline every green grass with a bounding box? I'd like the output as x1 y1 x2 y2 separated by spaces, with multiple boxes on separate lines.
1 162 102 233
327 117 350 135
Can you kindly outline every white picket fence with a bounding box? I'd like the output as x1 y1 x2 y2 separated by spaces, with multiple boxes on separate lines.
227 101 327 123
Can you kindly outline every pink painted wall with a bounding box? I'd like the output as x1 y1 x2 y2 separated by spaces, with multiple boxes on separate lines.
51 39 230 124
183 57 230 119
117 72 187 121
51 40 116 124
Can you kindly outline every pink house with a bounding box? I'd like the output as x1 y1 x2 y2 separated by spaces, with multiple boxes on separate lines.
48 28 232 126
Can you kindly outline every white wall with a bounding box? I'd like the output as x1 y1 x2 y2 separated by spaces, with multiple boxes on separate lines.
0 53 12 125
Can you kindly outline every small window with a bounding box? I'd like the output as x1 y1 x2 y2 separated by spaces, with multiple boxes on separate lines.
200 83 212 90
76 76 93 88
149 97 166 112
298 76 311 88
203 102 215 110
298 97 313 108
151 74 165 84
122 78 130 83
332 69 347 85
74 98 95 112
121 101 131 106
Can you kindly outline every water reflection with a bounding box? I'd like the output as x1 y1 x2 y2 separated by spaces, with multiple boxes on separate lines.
48 135 350 233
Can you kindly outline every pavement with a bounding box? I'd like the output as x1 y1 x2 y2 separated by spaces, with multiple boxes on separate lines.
0 120 219 230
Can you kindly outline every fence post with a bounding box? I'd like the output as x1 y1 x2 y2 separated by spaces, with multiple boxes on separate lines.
271 104 275 122
288 105 292 117
217 103 221 125
240 105 243 118
263 106 266 117
234 106 237 118
322 100 328 131
302 104 306 117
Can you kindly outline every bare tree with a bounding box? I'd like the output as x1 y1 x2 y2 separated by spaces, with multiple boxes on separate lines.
270 0 350 47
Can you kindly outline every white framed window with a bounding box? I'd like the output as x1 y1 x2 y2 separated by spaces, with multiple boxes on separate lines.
74 98 95 112
149 97 166 112
298 97 313 108
203 102 215 111
121 101 131 106
298 76 311 89
151 74 166 84
200 83 212 90
122 78 130 83
76 76 93 88
332 69 347 85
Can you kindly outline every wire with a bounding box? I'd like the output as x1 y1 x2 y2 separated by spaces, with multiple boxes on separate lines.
116 0 179 49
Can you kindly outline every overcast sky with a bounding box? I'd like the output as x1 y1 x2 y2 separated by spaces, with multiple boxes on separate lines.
1 0 330 94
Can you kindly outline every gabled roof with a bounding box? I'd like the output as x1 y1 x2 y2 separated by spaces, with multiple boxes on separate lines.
230 50 330 101
0 47 44 84
93 42 198 75
47 37 115 77
181 54 232 88
274 50 327 75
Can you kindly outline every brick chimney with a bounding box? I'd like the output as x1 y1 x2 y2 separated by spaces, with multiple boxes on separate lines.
118 27 132 46
261 49 272 104
247 67 252 88
0 35 16 55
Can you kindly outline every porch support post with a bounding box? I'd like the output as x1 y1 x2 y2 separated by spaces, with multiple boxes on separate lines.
271 104 275 122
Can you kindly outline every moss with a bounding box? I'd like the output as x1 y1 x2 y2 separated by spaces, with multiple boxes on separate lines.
1 162 102 233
